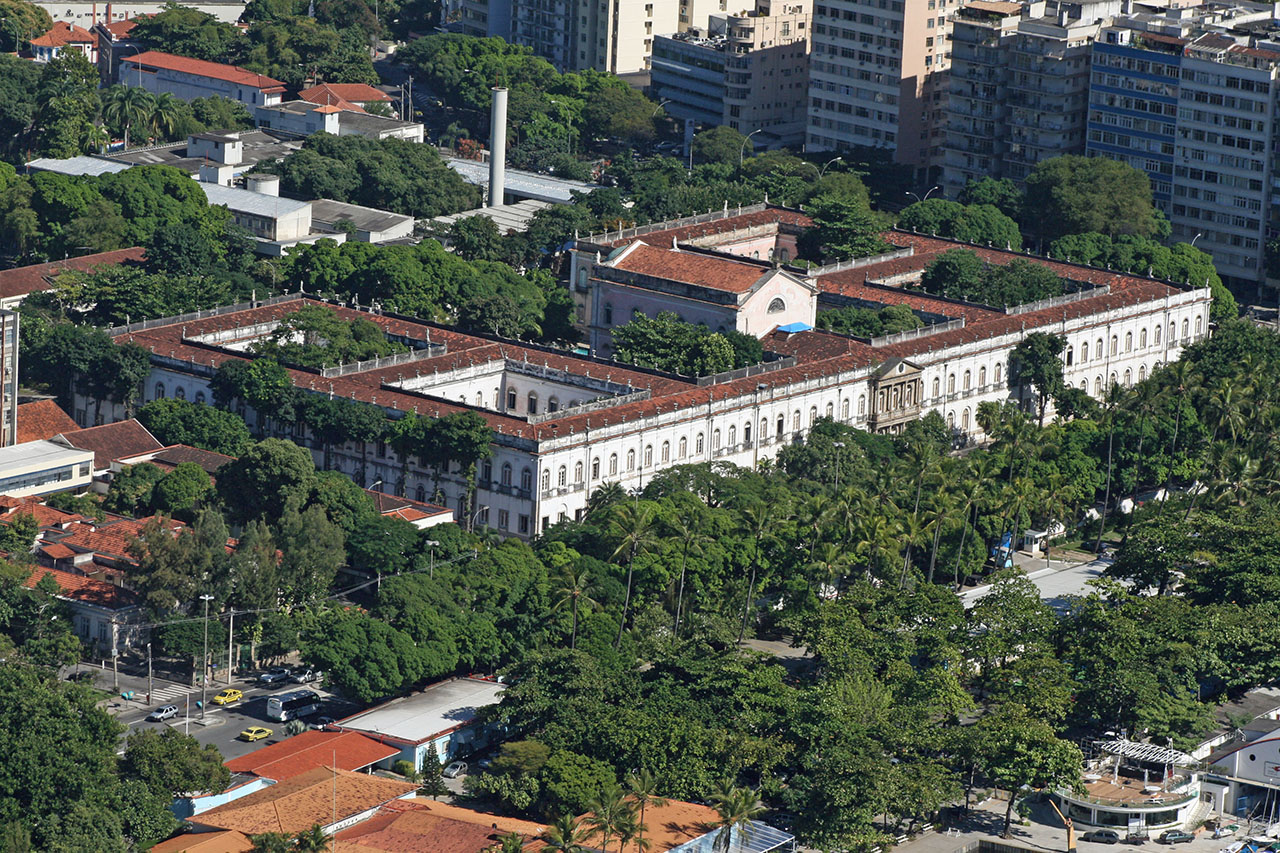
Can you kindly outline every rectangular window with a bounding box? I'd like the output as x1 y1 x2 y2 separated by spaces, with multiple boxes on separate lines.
519 515 530 534
498 509 509 530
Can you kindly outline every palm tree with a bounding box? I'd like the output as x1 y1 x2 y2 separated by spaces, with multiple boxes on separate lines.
663 511 707 638
736 499 782 644
495 832 526 853
616 810 649 853
608 502 658 649
553 566 600 650
149 92 182 139
586 782 634 853
101 84 154 149
626 769 667 853
292 824 329 852
1094 383 1125 553
710 781 765 853
897 510 932 590
82 122 109 154
588 482 626 515
542 815 589 853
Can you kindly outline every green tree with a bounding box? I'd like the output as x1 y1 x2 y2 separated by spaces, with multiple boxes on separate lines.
215 439 317 524
540 750 616 819
710 782 765 853
275 503 345 604
1023 155 1163 242
150 462 213 518
0 0 51 51
103 462 165 516
121 728 231 798
419 741 449 799
1009 333 1066 427
692 126 752 166
798 193 890 261
129 2 240 61
611 312 736 377
958 177 1021 219
137 398 252 456
972 706 1083 837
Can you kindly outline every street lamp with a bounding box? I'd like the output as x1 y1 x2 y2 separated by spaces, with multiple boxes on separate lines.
199 594 214 719
833 441 845 492
739 129 763 167
820 156 842 176
905 185 942 204
652 98 673 117
1191 233 1203 248
424 539 440 579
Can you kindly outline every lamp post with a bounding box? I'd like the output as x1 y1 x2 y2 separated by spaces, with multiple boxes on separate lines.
739 129 763 167
199 594 214 719
652 98 673 117
1191 233 1203 248
905 185 942 204
820 156 842 176
424 539 440 579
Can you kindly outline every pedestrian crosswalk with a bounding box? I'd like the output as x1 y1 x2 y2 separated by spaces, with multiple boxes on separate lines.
149 683 197 703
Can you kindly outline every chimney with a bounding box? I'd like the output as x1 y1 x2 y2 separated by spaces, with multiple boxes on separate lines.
488 87 508 208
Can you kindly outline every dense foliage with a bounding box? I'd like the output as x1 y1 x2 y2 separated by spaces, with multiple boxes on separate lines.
920 249 1065 307
249 305 408 368
611 311 764 376
816 304 922 338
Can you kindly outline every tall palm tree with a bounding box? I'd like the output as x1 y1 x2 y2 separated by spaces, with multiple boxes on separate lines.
616 810 649 853
102 84 154 149
542 815 589 853
149 92 182 139
736 499 783 644
587 482 626 515
553 566 600 650
292 824 329 852
1094 383 1125 553
495 832 526 853
626 769 667 853
608 503 658 649
897 511 932 590
82 122 109 154
710 782 765 853
586 782 633 853
663 511 707 638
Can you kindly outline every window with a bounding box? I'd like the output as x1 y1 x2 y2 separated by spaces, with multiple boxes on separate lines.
501 463 512 486
519 514 530 534
767 297 786 314
1095 376 1102 395
793 411 800 430
644 445 653 466
777 415 785 436
1124 368 1132 386
1125 332 1132 352
948 374 955 393
528 392 539 415
507 389 517 410
155 383 165 399
416 485 426 502
574 462 583 484
1110 372 1118 387
678 437 687 458
557 466 567 487
713 429 721 449
661 441 670 462
1096 338 1104 358
549 397 560 413
963 370 971 390
1154 325 1162 345
1110 336 1118 356
195 391 206 405
521 467 532 491
1196 316 1203 335
498 509 509 530
743 423 751 444
1081 341 1089 361
609 453 618 475
1139 365 1147 381
931 378 939 398
994 363 1002 385
1182 319 1190 339
628 449 636 470
728 425 737 446
979 366 987 385
841 399 850 420
825 402 834 418
1140 328 1147 348
603 304 613 324
481 460 492 483
591 458 600 480
542 470 551 491
962 408 970 430
696 433 704 454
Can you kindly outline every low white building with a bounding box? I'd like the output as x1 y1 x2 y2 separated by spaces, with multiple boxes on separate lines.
256 101 425 142
119 51 286 109
0 441 95 498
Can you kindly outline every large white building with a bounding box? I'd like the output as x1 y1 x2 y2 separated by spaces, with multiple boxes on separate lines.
119 51 286 109
79 207 1211 539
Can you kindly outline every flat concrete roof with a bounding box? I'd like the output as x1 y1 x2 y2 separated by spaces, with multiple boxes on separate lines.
311 198 413 233
337 678 505 745
0 439 93 470
442 156 601 204
338 111 422 135
433 199 553 234
201 182 312 218
25 156 130 177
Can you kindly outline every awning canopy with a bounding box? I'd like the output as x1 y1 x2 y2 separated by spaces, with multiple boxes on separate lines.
1096 739 1195 766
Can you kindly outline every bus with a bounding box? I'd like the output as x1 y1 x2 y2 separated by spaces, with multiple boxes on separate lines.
266 689 322 722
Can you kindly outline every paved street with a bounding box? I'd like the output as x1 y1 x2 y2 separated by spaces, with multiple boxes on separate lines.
959 553 1112 611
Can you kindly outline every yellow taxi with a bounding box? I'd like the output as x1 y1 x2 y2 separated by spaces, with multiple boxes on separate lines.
212 688 243 705
239 726 272 742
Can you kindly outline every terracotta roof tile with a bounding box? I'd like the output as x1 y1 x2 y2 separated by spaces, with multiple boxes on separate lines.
0 495 83 529
378 799 547 836
223 730 400 781
145 445 235 475
31 21 96 47
581 799 720 853
334 801 537 853
595 207 811 249
609 242 773 294
122 51 286 91
148 830 254 853
0 248 144 301
196 767 416 835
57 419 163 471
299 83 392 104
53 516 184 563
15 400 80 444
24 566 138 609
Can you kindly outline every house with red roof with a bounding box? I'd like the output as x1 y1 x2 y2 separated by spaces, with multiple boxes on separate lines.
52 419 164 484
14 400 79 444
31 22 97 64
23 566 144 656
298 82 393 113
119 51 286 109
38 515 185 586
0 248 144 310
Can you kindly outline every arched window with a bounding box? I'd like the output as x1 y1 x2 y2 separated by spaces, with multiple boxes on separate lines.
948 374 956 394
825 402 834 418
792 410 800 430
548 397 560 413
574 461 583 484
661 441 670 462
713 429 721 449
947 411 955 428
696 433 704 454
542 470 551 491
994 363 1003 385
962 408 970 430
963 370 971 390
778 248 790 262
1154 325 1162 345
858 394 866 415
482 460 492 483
1096 338 1104 358
644 445 653 466
1195 316 1203 335
931 378 940 398
761 418 769 439
416 485 426 502
1138 365 1146 382
195 392 205 405
591 458 600 480
521 467 533 491
1182 319 1190 338
777 415 785 436
1081 341 1089 362
678 437 687 458
1080 379 1088 391
728 425 737 446
809 406 817 425
603 303 613 325
493 388 501 408
767 297 786 314
979 366 987 385
501 463 512 485
527 392 539 415
558 466 567 487
841 399 850 420
1110 371 1118 387
1095 376 1102 395
155 382 165 399
1110 336 1118 356
743 422 752 443
175 386 186 400
627 449 636 470
1169 322 1176 343
1124 369 1132 386
1125 332 1132 352
507 389 517 410
1140 328 1147 348
609 453 618 475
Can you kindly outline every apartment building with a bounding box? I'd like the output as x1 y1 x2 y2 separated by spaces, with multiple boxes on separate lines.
507 0 679 73
650 0 811 147
1087 7 1280 291
943 0 1118 193
806 0 955 172
0 310 15 447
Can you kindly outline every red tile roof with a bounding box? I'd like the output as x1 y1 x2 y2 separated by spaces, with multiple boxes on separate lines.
334 801 536 853
365 490 451 519
31 21 96 48
196 767 416 835
57 419 162 471
148 830 253 853
0 248 144 302
0 495 83 529
24 566 139 609
299 83 392 104
142 445 234 475
609 242 773 294
101 16 146 39
122 51 286 91
223 730 400 781
54 516 184 563
15 400 80 444
595 207 811 249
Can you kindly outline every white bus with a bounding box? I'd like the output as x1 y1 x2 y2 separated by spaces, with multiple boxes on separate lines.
266 689 322 722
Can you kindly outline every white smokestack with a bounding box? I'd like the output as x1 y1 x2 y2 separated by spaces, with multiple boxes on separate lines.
489 86 508 208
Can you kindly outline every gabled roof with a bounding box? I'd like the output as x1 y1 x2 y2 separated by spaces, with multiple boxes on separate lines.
0 495 84 529
148 830 253 853
333 799 541 853
53 516 185 563
55 420 163 471
24 566 139 610
101 17 145 39
365 490 452 520
223 730 400 781
31 21 96 48
121 51 286 92
122 444 234 476
195 767 416 835
0 248 144 302
299 83 392 105
606 242 776 295
15 400 79 444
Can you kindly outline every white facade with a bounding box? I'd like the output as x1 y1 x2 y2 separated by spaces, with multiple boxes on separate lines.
37 0 245 27
0 441 95 498
119 52 285 109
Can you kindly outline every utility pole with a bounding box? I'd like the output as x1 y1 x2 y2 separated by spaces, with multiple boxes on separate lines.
146 642 153 705
425 540 439 579
226 609 235 685
199 594 214 719
111 619 119 690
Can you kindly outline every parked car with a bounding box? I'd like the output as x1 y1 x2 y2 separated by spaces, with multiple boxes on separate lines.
290 668 321 684
310 716 336 730
66 670 96 683
1158 831 1195 845
239 726 273 742
146 704 179 722
258 668 290 685
212 688 243 705
1083 831 1122 844
443 761 467 779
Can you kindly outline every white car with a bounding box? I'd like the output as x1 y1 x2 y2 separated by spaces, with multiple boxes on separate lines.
258 668 291 685
147 704 179 722
443 761 467 779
